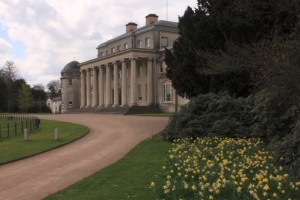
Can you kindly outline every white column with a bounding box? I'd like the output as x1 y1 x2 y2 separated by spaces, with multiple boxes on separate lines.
147 58 153 105
130 57 137 106
113 62 119 107
92 67 98 107
86 69 91 107
98 65 104 108
80 70 86 108
105 64 111 107
121 60 127 107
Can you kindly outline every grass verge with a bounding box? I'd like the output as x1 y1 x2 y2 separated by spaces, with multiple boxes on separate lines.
43 134 171 200
0 119 89 165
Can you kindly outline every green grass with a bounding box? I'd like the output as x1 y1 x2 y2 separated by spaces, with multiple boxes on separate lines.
0 119 89 165
44 134 172 200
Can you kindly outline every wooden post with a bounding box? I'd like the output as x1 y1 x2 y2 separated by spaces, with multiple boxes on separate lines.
55 128 58 140
24 128 28 140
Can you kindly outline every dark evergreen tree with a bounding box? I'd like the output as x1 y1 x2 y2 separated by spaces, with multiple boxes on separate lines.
10 79 26 112
165 0 300 98
0 77 8 112
31 84 48 113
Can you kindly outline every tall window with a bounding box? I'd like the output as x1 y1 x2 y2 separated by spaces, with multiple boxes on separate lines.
124 43 128 49
68 79 72 86
101 52 104 57
145 38 150 48
163 84 172 102
68 93 73 105
137 40 142 48
160 62 164 73
111 47 115 53
117 45 121 51
138 84 142 101
138 66 142 76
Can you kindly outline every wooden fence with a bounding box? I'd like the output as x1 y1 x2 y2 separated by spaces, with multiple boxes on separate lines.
0 113 40 139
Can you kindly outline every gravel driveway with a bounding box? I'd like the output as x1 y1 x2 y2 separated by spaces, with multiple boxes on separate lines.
0 113 169 200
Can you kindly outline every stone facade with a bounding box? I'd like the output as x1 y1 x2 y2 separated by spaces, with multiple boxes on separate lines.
61 14 189 113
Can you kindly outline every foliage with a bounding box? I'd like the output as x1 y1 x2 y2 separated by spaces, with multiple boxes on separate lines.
18 83 35 113
161 93 254 141
268 120 300 178
47 80 61 99
151 137 300 199
31 84 49 113
9 79 26 112
162 91 299 141
0 77 8 112
0 61 19 112
251 91 298 140
165 0 300 98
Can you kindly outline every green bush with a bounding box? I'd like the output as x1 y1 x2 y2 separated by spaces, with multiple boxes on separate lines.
251 91 298 140
268 120 300 178
161 92 254 141
162 91 298 142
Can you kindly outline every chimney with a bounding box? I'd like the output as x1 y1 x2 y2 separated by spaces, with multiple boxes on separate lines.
126 22 137 33
145 14 158 25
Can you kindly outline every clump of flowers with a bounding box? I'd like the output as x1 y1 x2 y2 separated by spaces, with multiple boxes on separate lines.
150 137 300 199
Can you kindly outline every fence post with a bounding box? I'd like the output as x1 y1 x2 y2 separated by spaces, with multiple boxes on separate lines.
55 128 58 140
24 128 28 140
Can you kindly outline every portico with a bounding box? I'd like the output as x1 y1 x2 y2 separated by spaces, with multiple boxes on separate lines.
79 57 153 109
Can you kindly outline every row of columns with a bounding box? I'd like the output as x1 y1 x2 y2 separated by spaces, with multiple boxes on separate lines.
80 58 153 108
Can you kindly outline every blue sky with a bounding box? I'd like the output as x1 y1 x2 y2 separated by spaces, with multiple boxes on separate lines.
0 27 26 58
0 0 198 88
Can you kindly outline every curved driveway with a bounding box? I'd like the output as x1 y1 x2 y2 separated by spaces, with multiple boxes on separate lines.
0 114 169 200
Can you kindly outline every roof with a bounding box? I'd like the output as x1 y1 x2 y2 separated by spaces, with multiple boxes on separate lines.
61 61 80 73
97 20 178 48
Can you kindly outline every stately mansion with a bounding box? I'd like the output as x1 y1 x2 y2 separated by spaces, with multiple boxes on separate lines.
60 14 188 113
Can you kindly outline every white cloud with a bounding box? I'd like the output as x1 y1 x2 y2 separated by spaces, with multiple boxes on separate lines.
0 38 12 54
0 0 197 87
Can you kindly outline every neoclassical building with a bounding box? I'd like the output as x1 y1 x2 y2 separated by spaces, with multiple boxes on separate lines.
61 14 188 113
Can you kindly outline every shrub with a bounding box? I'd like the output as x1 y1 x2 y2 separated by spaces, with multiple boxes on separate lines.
161 92 254 141
162 91 298 142
251 91 298 140
268 120 300 178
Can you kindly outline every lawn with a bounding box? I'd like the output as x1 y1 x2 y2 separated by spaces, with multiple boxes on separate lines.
44 134 172 200
44 134 300 200
0 119 89 165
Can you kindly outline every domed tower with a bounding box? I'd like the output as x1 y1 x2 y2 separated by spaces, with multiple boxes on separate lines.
60 61 81 113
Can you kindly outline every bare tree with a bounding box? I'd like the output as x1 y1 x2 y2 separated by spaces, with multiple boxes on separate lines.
32 84 45 91
47 80 61 99
0 61 19 82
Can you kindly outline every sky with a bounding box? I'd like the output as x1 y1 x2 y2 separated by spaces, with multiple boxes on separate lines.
0 0 198 89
